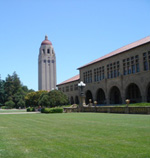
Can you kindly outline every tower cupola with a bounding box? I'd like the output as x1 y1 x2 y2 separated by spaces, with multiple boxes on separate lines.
41 35 52 45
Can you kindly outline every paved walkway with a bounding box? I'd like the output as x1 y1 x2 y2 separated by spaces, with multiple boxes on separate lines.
0 112 40 115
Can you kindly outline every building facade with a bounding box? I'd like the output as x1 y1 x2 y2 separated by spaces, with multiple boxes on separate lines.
57 36 150 105
57 75 80 104
38 35 56 91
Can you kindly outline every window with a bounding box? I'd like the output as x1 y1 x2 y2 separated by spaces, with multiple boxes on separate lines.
42 49 45 54
149 51 150 70
47 49 50 54
70 85 73 91
94 69 96 82
94 66 105 82
58 88 61 91
143 52 149 71
66 86 69 92
52 50 54 54
83 70 92 83
102 66 105 79
44 60 46 63
74 84 78 91
131 65 135 74
123 55 139 75
107 61 119 79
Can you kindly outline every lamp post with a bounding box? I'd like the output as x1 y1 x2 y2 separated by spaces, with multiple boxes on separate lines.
126 99 130 107
78 81 86 108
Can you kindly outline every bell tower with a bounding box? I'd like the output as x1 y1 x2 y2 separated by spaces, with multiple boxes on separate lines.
38 35 56 91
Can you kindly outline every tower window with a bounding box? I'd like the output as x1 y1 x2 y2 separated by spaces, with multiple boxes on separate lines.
52 60 55 63
52 50 54 54
44 60 46 63
42 49 45 54
47 49 50 54
48 60 50 63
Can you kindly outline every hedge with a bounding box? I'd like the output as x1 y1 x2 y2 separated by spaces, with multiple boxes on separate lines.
41 107 63 113
27 107 35 112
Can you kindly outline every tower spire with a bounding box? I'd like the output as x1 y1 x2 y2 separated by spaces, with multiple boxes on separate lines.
45 35 48 40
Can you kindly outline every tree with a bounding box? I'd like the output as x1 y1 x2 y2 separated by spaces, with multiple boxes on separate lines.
4 72 22 102
0 78 6 106
38 94 50 107
1 72 35 108
17 99 25 108
5 100 15 108
12 72 21 94
4 74 14 100
25 90 47 107
48 90 69 107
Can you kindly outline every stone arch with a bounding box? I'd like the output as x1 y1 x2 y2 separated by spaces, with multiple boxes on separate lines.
96 88 106 105
70 96 74 105
75 96 79 104
85 90 93 104
147 83 150 102
126 83 141 103
109 86 122 104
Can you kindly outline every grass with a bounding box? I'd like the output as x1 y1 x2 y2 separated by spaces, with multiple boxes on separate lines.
0 113 150 158
116 102 150 107
103 102 150 107
0 109 26 113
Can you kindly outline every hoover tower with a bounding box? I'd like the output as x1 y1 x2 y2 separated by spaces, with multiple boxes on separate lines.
38 35 56 91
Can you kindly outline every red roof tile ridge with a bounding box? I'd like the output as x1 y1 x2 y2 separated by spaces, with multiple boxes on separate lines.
78 36 150 69
57 74 79 86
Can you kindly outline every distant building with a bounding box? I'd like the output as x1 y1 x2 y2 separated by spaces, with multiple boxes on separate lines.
57 75 80 104
57 36 150 105
38 35 56 91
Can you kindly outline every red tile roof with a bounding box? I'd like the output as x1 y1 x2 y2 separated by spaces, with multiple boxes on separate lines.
41 35 52 45
78 36 150 69
57 74 79 86
41 39 52 45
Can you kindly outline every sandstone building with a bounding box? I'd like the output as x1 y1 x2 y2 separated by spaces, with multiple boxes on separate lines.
57 36 150 105
38 35 56 91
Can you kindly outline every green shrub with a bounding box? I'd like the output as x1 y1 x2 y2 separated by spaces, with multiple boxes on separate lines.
1 106 8 109
41 108 51 113
5 100 15 109
41 107 63 113
17 99 25 108
26 107 35 112
50 108 63 113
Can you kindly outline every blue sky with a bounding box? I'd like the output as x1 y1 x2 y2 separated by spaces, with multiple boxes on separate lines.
0 0 150 90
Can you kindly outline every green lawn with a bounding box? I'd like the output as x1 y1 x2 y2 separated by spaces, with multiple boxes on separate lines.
0 109 26 113
0 113 150 158
115 102 150 107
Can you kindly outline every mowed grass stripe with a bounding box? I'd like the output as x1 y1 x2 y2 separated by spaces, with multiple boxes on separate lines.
0 113 150 158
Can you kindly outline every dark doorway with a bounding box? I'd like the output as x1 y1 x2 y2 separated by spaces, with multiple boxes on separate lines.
109 86 122 104
147 84 150 102
75 96 79 104
70 96 74 105
96 88 106 105
126 83 141 103
86 90 93 104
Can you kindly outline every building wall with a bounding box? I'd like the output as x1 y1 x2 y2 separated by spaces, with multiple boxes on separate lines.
80 43 150 104
58 80 80 104
58 42 150 105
